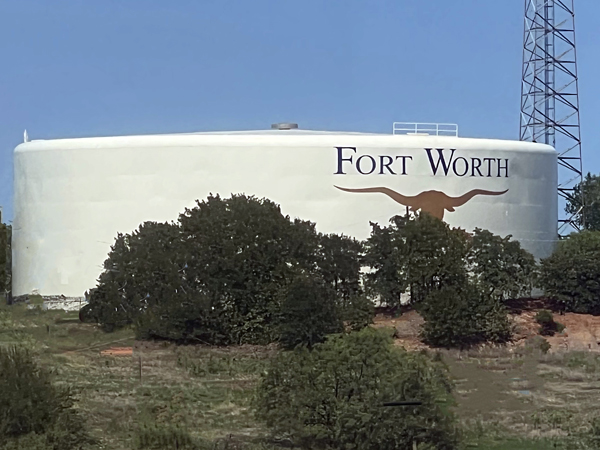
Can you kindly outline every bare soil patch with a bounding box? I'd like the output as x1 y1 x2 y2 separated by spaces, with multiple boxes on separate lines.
100 346 133 357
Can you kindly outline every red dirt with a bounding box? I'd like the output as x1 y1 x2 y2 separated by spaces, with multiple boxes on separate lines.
373 310 429 351
507 309 600 352
545 313 600 352
373 304 600 353
100 347 133 356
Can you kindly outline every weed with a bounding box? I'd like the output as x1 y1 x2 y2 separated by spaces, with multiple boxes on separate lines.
134 422 200 450
176 347 272 379
535 310 566 336
516 336 551 356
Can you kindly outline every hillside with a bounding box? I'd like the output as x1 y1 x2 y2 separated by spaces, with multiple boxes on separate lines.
374 303 600 353
2 301 600 449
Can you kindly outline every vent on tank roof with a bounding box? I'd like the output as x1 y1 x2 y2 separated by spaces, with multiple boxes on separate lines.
271 123 298 130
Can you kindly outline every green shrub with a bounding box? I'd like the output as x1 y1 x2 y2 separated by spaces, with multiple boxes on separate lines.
278 277 343 350
538 338 552 355
419 283 512 349
535 310 565 336
518 336 551 356
0 346 93 449
339 294 375 331
467 228 537 300
256 328 459 450
540 231 600 314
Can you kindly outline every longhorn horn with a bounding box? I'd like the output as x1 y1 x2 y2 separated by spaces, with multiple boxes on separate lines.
449 189 508 207
334 186 415 207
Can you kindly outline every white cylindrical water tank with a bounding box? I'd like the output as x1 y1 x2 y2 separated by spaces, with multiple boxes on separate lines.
12 130 557 299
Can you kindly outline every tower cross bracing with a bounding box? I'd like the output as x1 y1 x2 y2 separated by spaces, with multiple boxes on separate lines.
520 0 583 235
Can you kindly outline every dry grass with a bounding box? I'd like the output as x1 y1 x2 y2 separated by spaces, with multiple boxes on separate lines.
0 304 270 449
2 302 600 449
446 341 600 448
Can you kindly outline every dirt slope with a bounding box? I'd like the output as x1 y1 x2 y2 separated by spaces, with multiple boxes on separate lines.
373 306 600 353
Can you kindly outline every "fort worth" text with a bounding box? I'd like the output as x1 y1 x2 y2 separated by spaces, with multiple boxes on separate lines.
333 147 509 178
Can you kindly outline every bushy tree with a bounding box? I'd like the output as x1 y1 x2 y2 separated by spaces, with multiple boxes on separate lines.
85 195 320 344
317 234 364 302
278 277 343 350
401 214 469 304
363 220 407 308
540 231 600 314
467 228 537 300
365 213 469 308
420 283 512 348
80 221 184 332
339 293 375 332
365 214 534 347
256 328 459 450
84 194 365 345
566 172 600 231
133 292 228 344
0 346 93 449
365 215 536 309
177 194 321 344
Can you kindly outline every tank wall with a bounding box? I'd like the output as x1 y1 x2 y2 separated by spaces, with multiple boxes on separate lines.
13 139 557 298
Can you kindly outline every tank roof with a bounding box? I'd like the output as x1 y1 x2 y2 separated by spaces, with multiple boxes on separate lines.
175 129 383 136
16 128 555 154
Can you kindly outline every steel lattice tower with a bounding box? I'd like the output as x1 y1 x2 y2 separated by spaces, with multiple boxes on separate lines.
520 0 583 235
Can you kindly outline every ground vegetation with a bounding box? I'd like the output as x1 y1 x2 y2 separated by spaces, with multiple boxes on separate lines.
540 231 600 314
256 327 459 450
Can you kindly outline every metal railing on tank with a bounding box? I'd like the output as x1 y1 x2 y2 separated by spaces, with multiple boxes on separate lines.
392 122 458 137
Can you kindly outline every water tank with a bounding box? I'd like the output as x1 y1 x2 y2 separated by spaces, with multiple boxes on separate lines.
12 129 557 298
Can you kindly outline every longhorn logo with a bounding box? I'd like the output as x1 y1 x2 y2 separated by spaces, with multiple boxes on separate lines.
334 186 508 220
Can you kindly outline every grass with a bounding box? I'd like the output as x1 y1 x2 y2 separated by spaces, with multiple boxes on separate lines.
470 439 566 449
1 303 600 449
0 303 270 449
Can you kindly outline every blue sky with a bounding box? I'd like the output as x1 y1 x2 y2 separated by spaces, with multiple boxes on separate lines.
1 0 599 222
